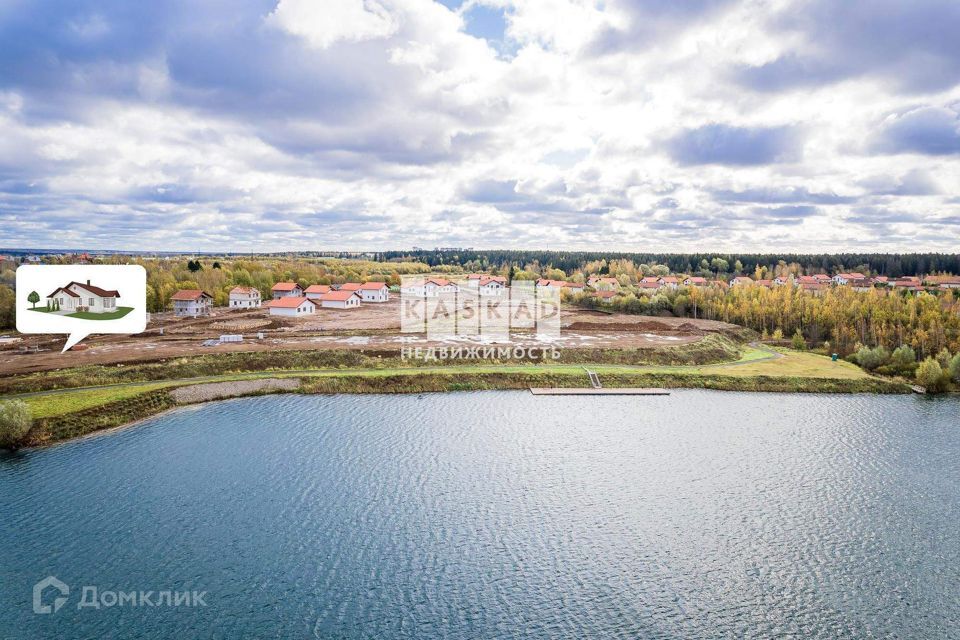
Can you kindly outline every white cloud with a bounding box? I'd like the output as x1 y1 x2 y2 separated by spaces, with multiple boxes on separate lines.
269 0 398 49
0 0 959 251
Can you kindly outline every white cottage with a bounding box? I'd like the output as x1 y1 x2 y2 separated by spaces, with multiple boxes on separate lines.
171 289 213 317
228 286 261 309
271 282 303 299
356 282 390 302
265 296 315 316
47 280 120 313
304 284 332 300
318 291 361 309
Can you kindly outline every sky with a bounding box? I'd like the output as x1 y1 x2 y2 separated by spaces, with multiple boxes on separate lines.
1 0 959 253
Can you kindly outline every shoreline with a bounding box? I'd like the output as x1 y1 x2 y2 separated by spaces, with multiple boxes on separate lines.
11 366 912 448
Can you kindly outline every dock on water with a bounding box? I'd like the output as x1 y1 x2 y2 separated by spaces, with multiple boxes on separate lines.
529 388 671 396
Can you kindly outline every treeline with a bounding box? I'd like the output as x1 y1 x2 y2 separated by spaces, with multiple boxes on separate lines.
380 250 960 277
577 285 960 358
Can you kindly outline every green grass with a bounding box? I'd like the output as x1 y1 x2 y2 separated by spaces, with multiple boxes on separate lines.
15 347 900 426
24 382 175 418
66 306 134 320
27 307 55 313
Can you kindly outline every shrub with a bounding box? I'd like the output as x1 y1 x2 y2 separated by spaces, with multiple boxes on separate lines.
791 329 806 350
935 348 952 369
0 400 32 449
890 345 916 370
855 345 890 371
949 353 960 383
916 358 948 393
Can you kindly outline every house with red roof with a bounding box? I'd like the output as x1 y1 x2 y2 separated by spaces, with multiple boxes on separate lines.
683 276 708 287
588 276 620 291
304 284 332 300
729 276 754 286
925 275 960 289
593 290 620 300
400 278 458 297
657 276 680 290
48 280 121 314
264 296 316 316
271 281 303 299
317 290 361 309
228 286 261 309
833 272 867 286
171 289 213 317
355 282 390 302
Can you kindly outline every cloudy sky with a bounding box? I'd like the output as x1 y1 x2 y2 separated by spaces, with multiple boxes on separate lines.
1 0 959 252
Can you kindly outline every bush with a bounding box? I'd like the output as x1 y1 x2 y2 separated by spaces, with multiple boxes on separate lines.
791 329 806 350
949 353 960 383
0 400 32 449
890 345 917 374
854 345 890 371
916 358 948 393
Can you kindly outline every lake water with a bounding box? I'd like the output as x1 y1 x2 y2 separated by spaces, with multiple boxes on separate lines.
2 391 959 639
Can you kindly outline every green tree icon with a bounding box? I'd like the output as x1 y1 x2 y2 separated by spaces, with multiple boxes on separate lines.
27 291 40 309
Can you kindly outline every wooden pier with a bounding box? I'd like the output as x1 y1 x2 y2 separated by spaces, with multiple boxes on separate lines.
529 388 671 396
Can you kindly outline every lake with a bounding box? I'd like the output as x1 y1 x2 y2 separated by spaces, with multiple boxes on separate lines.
2 391 959 638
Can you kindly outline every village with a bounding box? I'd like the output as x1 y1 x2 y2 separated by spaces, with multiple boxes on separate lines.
162 270 960 320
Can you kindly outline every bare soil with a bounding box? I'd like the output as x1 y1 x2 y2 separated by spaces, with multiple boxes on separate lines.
0 302 742 375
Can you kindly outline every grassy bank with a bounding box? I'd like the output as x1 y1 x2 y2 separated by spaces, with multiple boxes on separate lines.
5 348 910 447
0 334 743 395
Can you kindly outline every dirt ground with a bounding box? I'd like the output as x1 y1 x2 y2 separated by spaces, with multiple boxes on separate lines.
0 301 741 375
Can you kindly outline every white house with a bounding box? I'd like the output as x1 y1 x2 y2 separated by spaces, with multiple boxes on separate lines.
833 272 866 286
657 276 680 290
683 277 708 287
318 290 361 309
588 276 620 291
356 282 390 302
171 289 213 317
47 280 120 314
228 286 261 309
265 296 315 316
304 284 331 300
729 276 754 286
401 278 458 297
271 282 303 299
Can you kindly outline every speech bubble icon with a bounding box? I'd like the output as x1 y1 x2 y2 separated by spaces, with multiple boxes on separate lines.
15 264 148 352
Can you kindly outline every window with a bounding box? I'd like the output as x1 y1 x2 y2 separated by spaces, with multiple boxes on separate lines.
89 298 94 306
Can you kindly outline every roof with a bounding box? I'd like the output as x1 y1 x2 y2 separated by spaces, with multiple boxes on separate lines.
685 277 708 283
49 281 120 298
339 283 362 291
265 296 314 309
358 282 389 290
229 286 259 295
304 284 331 294
271 282 300 291
48 286 80 298
659 276 679 283
594 290 619 298
171 289 212 301
426 278 453 287
321 291 361 301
